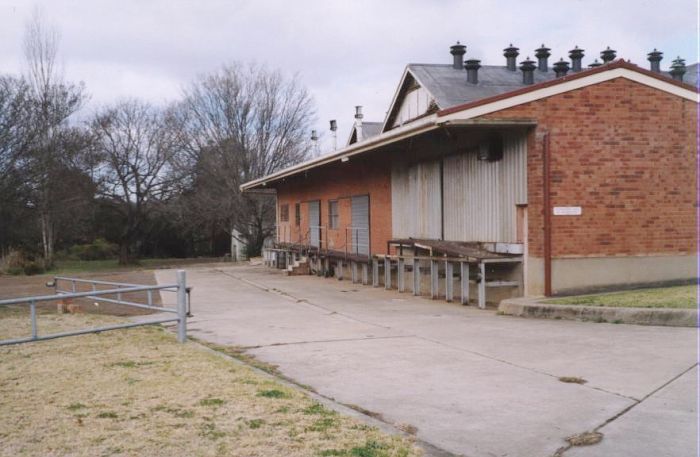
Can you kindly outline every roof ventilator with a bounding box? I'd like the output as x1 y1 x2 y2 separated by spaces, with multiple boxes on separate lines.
569 46 584 72
600 47 616 63
450 42 467 69
669 57 686 82
519 57 536 85
647 49 663 73
535 44 551 72
464 59 481 84
504 44 519 71
553 58 570 78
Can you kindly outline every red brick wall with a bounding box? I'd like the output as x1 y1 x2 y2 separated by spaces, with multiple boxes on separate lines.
274 154 392 255
479 77 697 258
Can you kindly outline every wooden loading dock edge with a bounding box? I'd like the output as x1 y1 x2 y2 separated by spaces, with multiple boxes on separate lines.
263 239 523 309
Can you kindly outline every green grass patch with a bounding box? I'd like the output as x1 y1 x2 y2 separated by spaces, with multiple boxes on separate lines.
545 285 696 309
319 439 398 457
67 402 87 411
96 411 118 419
247 419 265 429
257 389 292 399
198 398 225 407
303 402 336 416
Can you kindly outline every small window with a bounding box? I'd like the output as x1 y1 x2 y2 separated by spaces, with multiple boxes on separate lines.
280 204 289 222
328 200 339 229
295 203 301 226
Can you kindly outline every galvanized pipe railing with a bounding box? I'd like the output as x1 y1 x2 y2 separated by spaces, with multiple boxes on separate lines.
343 226 370 259
0 270 188 346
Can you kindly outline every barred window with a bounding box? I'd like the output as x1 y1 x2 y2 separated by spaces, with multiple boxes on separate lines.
328 200 339 229
295 203 301 226
280 204 289 222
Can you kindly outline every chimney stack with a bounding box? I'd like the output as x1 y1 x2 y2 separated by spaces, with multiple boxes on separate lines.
329 119 338 150
503 44 519 71
450 42 467 69
647 49 663 73
354 106 364 141
600 46 616 63
520 57 536 85
569 46 584 72
354 105 363 121
553 58 570 78
535 44 551 72
670 57 686 82
588 59 602 68
464 59 481 84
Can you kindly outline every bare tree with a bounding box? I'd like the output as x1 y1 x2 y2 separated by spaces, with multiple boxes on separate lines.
22 7 86 266
175 63 315 257
91 100 180 264
0 76 34 255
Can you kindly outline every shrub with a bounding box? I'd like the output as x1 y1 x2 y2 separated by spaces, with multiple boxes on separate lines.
68 239 118 261
23 262 45 276
0 249 38 276
5 266 23 276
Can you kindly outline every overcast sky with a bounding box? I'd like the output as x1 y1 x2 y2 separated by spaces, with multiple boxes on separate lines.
0 0 696 152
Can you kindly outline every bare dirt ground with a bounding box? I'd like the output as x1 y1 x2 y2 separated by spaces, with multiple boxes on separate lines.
0 270 161 316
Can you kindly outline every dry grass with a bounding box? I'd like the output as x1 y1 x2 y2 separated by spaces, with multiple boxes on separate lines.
0 312 421 457
546 285 696 309
565 431 603 446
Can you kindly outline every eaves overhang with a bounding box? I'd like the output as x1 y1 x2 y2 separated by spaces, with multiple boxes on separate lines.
241 60 698 192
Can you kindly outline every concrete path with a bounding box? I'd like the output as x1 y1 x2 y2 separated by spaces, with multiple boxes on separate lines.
156 265 698 457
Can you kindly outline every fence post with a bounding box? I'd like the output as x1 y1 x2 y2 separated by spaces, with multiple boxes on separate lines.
176 270 187 343
30 300 37 340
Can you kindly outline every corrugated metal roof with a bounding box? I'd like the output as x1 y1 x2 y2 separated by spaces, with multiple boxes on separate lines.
409 62 699 110
684 63 699 87
362 122 383 139
408 64 556 109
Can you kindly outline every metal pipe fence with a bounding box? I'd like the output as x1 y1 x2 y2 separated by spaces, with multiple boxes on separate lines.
0 270 189 346
344 226 370 259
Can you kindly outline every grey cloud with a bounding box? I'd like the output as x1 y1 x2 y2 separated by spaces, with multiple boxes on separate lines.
0 0 695 152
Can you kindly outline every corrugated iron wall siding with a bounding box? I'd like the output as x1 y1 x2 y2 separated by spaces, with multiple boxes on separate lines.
391 160 442 239
392 133 527 242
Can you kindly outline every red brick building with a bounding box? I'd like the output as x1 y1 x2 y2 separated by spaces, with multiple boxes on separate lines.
242 44 698 299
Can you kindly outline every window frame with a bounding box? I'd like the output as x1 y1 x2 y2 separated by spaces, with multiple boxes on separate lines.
295 203 301 226
279 203 289 223
328 200 339 229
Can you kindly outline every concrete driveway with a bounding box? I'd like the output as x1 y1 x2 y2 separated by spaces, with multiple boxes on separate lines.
156 265 697 457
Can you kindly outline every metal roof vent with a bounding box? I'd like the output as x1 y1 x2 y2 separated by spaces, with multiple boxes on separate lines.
464 59 481 84
647 49 663 73
535 44 551 72
569 46 584 72
329 119 338 150
553 58 570 78
670 57 686 82
519 57 536 85
450 42 467 69
600 47 616 63
354 105 363 120
503 44 519 71
588 59 602 68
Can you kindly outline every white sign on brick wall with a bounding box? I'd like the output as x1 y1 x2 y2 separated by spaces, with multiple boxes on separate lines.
553 206 582 216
